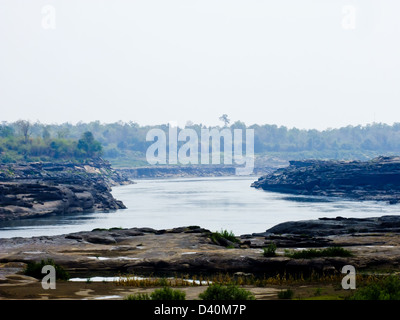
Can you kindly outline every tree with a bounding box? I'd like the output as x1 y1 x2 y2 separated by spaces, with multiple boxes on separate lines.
77 131 102 158
42 127 51 141
0 124 14 138
219 114 230 127
57 128 70 139
15 120 31 142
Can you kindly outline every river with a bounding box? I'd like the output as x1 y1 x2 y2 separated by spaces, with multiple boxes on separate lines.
0 176 399 238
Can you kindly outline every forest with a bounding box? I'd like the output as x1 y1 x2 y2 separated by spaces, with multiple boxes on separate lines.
1 119 400 167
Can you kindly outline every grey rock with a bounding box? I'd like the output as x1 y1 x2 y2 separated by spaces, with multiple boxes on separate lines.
252 156 400 203
0 159 131 221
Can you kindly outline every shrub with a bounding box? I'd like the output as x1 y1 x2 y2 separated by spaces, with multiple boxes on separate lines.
199 284 255 300
125 287 186 300
278 289 294 299
285 247 352 259
124 293 151 300
24 259 70 280
210 230 239 246
263 243 277 257
349 276 400 300
150 287 186 300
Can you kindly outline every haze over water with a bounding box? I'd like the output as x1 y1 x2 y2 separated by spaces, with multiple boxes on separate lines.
0 177 399 239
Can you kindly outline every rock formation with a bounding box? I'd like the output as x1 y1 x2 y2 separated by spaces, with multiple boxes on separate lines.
252 156 400 203
0 159 132 221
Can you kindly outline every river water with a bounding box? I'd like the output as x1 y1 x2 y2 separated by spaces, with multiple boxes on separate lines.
1 176 399 238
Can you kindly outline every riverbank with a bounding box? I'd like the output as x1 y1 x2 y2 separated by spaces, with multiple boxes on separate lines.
117 165 276 179
0 160 132 221
1 216 399 300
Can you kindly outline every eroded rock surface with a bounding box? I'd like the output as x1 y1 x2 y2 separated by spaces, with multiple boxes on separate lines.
0 160 131 221
252 156 400 203
1 223 399 278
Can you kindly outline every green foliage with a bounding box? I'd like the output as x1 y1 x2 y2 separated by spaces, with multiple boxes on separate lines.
210 230 239 246
4 121 400 166
78 131 102 157
314 287 323 296
263 242 277 257
124 287 186 300
24 259 70 280
199 284 255 300
124 293 152 300
285 247 353 259
349 276 400 300
278 289 294 299
0 129 102 163
150 286 186 300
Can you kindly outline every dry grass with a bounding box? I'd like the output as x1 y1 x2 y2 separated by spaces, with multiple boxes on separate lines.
115 271 385 288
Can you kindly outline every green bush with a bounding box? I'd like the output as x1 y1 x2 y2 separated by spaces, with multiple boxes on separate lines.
125 287 186 300
24 259 70 280
150 287 186 300
285 247 352 259
263 243 277 257
124 293 152 300
199 284 255 300
278 289 294 299
349 276 400 300
210 230 239 246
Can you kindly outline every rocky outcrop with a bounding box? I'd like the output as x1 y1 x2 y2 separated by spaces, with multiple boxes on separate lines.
251 156 400 203
0 160 132 221
254 215 400 238
1 223 399 277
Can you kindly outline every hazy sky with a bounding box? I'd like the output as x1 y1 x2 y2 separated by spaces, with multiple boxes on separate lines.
0 0 399 130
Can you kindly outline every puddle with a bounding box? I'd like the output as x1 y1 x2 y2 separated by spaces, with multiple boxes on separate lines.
87 256 141 261
22 251 45 254
69 275 210 285
69 276 147 282
94 295 121 300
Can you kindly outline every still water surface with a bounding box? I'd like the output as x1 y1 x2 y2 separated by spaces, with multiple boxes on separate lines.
0 177 399 238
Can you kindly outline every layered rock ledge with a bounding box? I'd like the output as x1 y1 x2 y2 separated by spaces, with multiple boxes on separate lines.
0 160 132 221
251 156 400 203
1 217 400 280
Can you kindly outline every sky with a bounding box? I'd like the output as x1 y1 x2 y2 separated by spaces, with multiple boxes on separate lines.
0 0 399 130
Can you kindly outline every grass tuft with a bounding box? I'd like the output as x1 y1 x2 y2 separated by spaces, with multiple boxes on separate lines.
284 247 353 259
24 259 70 280
199 284 255 300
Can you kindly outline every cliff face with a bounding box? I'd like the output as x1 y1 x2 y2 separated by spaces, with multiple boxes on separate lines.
0 160 132 221
251 156 400 203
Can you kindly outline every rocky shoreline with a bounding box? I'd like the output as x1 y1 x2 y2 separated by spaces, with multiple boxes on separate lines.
251 156 400 204
1 215 400 279
118 165 275 179
0 160 132 221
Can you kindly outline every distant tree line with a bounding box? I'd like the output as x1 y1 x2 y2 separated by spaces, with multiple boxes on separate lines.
1 120 400 164
0 120 102 163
